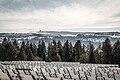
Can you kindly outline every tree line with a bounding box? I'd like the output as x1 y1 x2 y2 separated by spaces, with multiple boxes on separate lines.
0 38 120 65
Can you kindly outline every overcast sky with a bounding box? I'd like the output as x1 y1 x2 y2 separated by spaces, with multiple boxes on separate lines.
0 0 120 32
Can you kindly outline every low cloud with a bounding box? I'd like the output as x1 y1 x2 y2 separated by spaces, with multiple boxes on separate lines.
0 0 120 32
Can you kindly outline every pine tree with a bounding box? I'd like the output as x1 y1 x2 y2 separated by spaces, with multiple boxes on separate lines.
27 48 35 61
41 40 46 61
17 47 27 60
21 41 25 49
102 38 112 63
69 42 74 61
82 44 86 54
1 38 8 60
57 40 63 61
0 38 18 60
1 38 9 60
26 41 35 60
2 39 18 60
74 40 82 61
48 41 61 61
89 44 95 63
94 43 103 64
30 43 37 56
0 43 4 60
13 39 18 47
2 37 7 46
37 40 42 58
17 41 26 60
48 43 52 61
112 40 120 65
8 43 18 60
63 40 70 62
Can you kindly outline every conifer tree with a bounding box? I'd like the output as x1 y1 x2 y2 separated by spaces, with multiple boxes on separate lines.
63 40 70 62
27 48 35 61
17 41 26 60
41 40 46 61
69 42 74 61
48 41 61 61
102 38 112 63
112 40 120 65
17 47 27 60
37 40 42 58
30 43 37 56
89 44 95 63
74 40 82 61
57 40 63 61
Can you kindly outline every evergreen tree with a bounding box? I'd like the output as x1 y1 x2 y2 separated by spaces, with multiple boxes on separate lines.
25 41 30 56
27 48 35 61
94 43 103 64
2 37 7 46
48 41 61 61
112 40 120 65
21 41 25 49
0 42 4 60
1 37 120 64
63 40 70 62
7 43 18 60
30 43 37 56
41 40 46 61
2 39 18 60
69 42 74 61
74 40 82 61
0 38 18 60
82 44 86 54
17 47 27 60
37 40 42 59
17 41 26 60
48 43 52 61
13 39 18 47
57 40 63 61
53 40 57 45
1 38 8 60
3 40 11 60
89 44 95 63
102 38 112 63
23 41 35 60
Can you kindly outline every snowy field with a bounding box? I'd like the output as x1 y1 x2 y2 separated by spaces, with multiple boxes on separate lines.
0 61 120 80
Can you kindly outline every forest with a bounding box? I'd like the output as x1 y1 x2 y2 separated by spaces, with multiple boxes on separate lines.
0 38 120 66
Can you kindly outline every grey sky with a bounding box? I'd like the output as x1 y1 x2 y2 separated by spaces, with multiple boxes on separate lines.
0 0 120 32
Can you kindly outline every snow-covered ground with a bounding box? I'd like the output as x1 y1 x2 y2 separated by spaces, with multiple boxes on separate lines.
0 32 120 48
